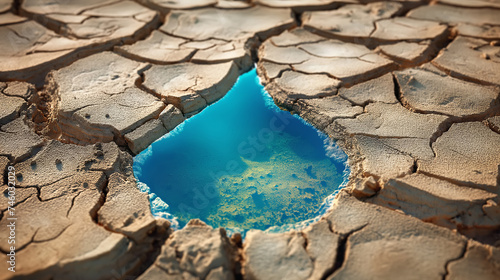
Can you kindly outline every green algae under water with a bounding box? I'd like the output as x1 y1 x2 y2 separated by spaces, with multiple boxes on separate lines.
133 69 349 234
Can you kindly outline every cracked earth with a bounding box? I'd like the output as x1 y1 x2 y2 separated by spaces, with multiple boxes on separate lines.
0 0 499 279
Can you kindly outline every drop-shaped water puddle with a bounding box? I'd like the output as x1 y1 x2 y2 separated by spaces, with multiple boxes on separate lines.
134 69 349 236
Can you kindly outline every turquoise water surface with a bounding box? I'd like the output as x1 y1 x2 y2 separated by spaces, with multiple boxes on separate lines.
134 69 349 234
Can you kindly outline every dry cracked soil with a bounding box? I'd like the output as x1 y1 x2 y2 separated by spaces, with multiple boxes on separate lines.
0 0 500 279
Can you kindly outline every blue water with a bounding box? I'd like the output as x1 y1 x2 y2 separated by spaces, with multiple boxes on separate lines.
134 69 349 234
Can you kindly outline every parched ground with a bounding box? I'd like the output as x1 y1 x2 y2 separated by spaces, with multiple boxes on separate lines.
0 0 499 279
